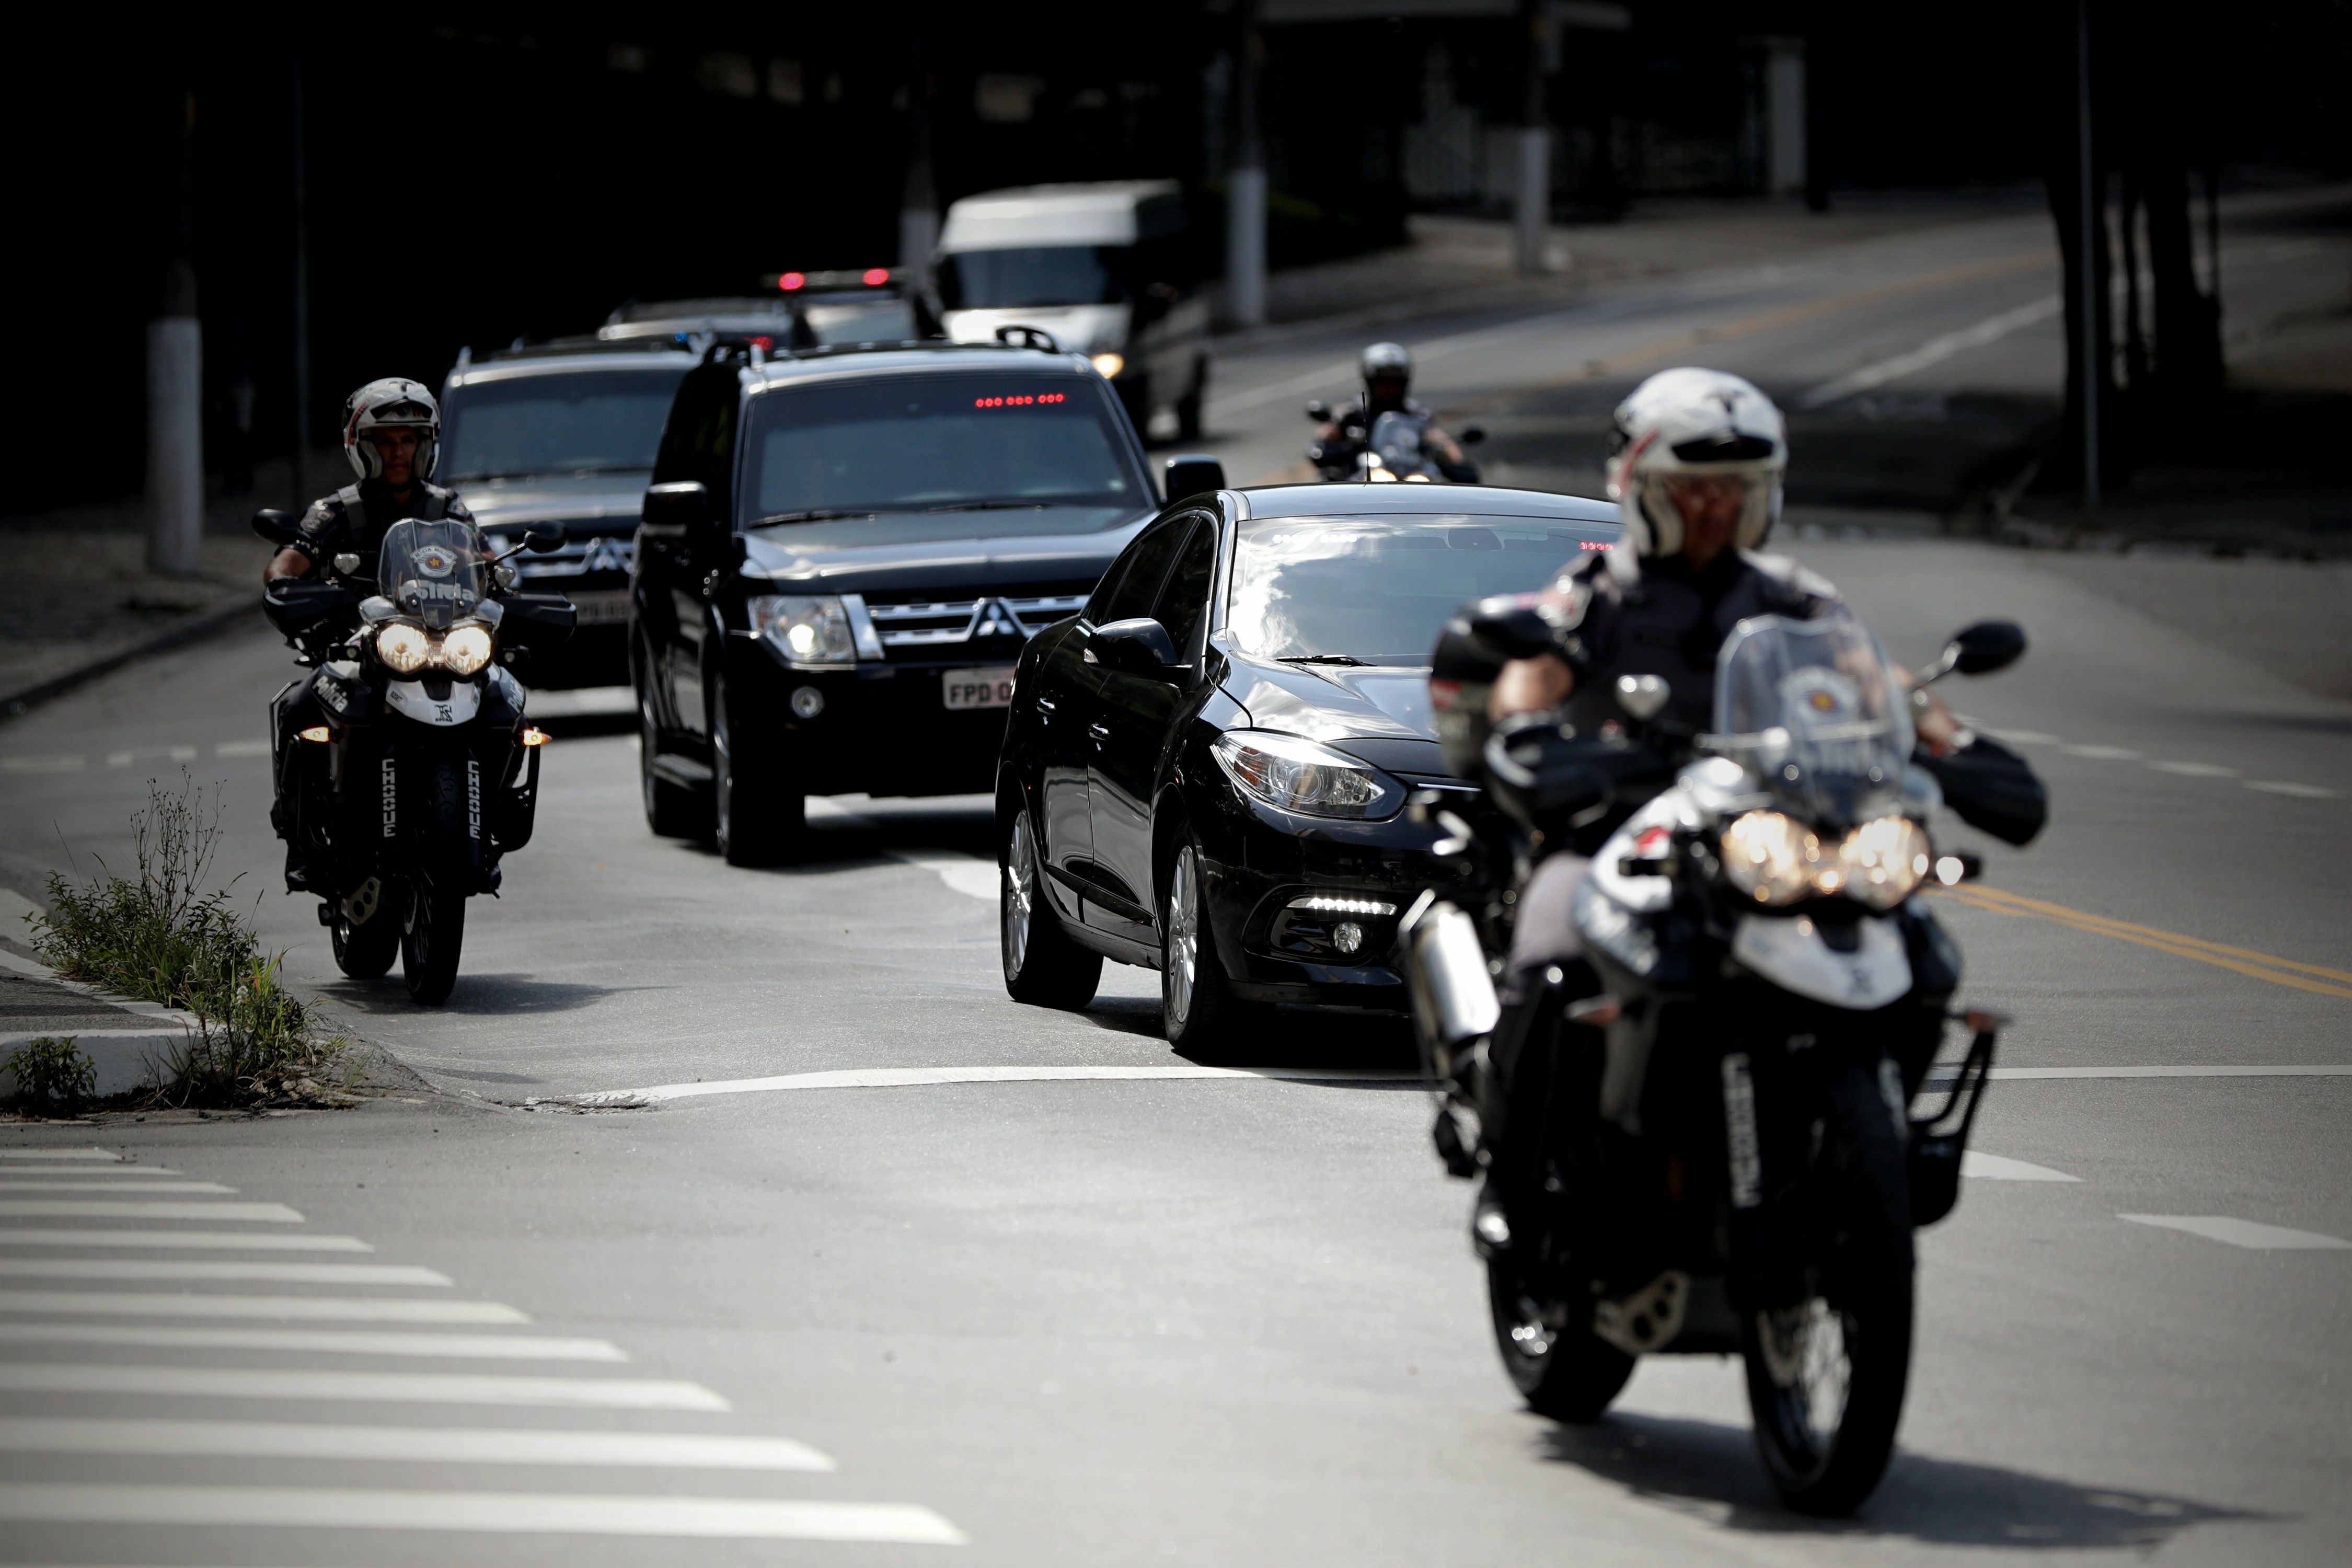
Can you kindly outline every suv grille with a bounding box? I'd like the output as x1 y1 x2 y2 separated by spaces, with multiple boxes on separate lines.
504 532 637 581
866 593 1089 649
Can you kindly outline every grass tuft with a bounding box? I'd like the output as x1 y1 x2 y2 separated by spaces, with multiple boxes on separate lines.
2 1036 97 1116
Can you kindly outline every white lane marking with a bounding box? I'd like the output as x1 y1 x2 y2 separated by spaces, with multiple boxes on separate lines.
890 850 998 902
2062 744 2143 760
0 1229 370 1251
572 1062 1416 1108
0 1259 447 1285
1982 729 2060 745
0 1181 234 1194
0 1323 626 1361
0 756 85 774
0 1483 961 1544
0 1200 301 1221
1962 1151 2079 1182
0 1416 834 1472
1987 1065 2352 1080
0 1148 117 1160
2149 761 2238 778
2119 1215 2351 1251
2247 780 2337 800
0 1365 731 1411
0 1291 525 1323
214 739 273 757
1797 295 2062 408
105 746 199 768
0 1166 183 1177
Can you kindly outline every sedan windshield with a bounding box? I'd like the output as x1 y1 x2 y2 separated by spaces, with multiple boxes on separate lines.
740 373 1146 523
441 368 688 481
937 247 1125 309
1229 515 1618 664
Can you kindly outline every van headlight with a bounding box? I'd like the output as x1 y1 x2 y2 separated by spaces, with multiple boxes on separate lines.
748 595 855 664
375 622 431 674
441 624 494 676
1212 731 1402 821
1721 811 1930 908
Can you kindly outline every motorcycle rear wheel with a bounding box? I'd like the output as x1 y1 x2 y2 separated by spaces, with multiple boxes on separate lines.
1486 1253 1634 1422
1741 1063 1915 1515
331 911 398 981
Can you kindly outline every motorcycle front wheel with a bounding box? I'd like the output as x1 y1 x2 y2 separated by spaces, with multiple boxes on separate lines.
1486 1253 1634 1423
401 880 467 1006
331 911 398 981
1742 1063 1916 1515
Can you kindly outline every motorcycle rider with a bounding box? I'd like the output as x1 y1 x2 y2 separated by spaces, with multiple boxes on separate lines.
1313 342 1479 481
266 379 480 890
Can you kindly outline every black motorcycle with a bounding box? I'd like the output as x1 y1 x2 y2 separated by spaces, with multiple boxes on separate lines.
255 511 574 1004
1403 607 2043 1513
1305 401 1484 482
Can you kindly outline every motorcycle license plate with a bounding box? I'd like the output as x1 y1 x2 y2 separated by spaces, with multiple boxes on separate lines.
569 590 632 626
942 667 1016 710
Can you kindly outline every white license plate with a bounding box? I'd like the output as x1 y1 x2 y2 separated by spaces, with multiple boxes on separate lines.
942 667 1017 710
569 590 632 626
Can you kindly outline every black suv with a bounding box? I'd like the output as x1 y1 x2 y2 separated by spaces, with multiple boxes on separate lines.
440 339 696 686
631 338 1184 864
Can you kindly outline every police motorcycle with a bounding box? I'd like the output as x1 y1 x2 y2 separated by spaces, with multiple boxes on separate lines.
1305 401 1484 482
1403 604 2043 1514
253 510 574 1004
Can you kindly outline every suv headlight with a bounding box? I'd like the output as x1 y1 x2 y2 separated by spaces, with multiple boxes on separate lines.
1212 731 1402 821
375 622 431 674
1721 810 1930 909
442 624 494 676
749 595 855 664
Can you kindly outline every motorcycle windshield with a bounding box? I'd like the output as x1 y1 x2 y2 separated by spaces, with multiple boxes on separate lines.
1369 411 1425 470
378 519 487 631
1709 614 1913 828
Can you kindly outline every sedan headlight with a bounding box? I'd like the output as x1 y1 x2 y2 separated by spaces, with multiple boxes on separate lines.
441 624 494 676
1721 810 1930 908
1211 731 1402 821
375 622 431 674
748 595 855 664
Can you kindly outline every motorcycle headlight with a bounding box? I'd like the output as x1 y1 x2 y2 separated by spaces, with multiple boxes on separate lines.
1839 815 1931 910
1721 810 1821 906
1211 731 1402 821
442 624 494 676
1090 352 1124 379
748 595 856 664
374 622 431 674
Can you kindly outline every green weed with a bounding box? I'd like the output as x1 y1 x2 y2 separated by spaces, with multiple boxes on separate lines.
2 1036 96 1115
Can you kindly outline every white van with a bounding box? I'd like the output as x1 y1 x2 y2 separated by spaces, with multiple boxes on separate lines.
935 180 1210 440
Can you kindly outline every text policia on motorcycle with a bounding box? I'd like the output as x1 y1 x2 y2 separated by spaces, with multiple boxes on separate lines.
1403 367 2047 1513
255 377 577 1004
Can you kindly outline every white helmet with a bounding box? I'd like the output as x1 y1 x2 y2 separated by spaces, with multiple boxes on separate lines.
1361 341 1412 389
1604 367 1786 558
342 378 441 481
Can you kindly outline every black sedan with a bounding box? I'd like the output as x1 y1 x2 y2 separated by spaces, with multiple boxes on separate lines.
995 482 1620 1052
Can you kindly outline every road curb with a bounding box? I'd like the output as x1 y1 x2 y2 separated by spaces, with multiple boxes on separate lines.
0 596 257 725
0 943 200 1099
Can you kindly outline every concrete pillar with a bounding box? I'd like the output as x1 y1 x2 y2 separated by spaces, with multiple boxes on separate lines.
147 315 204 578
1765 38 1806 196
1226 0 1266 328
1515 128 1551 273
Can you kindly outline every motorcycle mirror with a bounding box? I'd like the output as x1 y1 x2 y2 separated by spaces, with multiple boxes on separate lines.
251 509 299 546
332 552 362 576
1305 400 1332 423
524 527 566 554
1920 620 2027 683
1614 673 1670 722
1458 425 1486 446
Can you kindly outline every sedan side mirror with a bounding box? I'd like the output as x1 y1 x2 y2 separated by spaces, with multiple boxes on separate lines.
524 526 566 553
641 481 708 536
1089 616 1183 677
252 508 300 546
1163 454 1225 504
1921 619 2026 683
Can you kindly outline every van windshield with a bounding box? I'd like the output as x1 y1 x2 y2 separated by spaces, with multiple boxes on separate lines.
938 247 1124 310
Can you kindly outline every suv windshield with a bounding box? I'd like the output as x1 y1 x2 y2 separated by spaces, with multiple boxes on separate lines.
937 247 1124 309
740 373 1146 523
441 368 689 481
1710 614 1912 828
1229 516 1617 664
379 519 487 632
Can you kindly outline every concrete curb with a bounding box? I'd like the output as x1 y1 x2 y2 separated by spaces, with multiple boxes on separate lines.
0 596 256 725
0 943 202 1099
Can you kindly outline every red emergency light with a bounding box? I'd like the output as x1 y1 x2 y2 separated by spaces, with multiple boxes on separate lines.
862 268 891 286
777 272 806 292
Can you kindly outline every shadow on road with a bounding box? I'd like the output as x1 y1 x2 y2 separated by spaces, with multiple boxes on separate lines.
1539 1412 2262 1549
317 973 660 1016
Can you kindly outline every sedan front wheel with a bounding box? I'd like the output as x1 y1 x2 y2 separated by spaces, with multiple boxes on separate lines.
1161 839 1262 1057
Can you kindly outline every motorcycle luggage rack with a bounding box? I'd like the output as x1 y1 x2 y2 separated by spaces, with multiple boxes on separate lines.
1908 1008 2005 1227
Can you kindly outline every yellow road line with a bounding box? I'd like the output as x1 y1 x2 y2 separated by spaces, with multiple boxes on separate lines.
1935 885 2352 1001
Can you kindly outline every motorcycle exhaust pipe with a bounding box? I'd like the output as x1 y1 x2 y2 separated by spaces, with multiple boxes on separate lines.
1401 892 1500 1077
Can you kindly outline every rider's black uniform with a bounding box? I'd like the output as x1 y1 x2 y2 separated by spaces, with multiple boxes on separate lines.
1500 543 1842 1005
269 479 476 890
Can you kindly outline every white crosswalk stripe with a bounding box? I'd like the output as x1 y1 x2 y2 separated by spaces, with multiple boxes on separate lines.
0 1144 967 1550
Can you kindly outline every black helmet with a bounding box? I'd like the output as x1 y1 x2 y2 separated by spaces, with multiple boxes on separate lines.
1361 341 1412 389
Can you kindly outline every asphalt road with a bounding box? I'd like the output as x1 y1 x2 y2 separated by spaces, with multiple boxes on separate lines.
2 196 2349 1567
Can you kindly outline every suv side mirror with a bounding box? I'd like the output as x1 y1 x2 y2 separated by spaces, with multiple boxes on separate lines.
524 526 566 554
1163 454 1225 504
641 481 707 536
252 508 299 546
1089 617 1183 676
